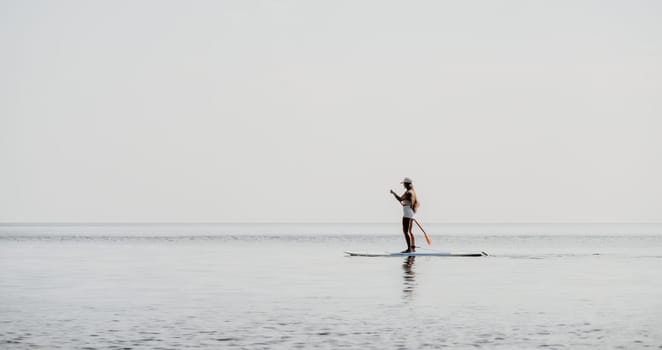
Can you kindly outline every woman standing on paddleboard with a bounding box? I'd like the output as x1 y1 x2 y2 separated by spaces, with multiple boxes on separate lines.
390 177 419 253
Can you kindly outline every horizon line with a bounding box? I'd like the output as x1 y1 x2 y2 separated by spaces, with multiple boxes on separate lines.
1 222 661 226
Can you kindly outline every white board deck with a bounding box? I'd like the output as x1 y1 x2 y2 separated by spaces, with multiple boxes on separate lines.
345 251 487 257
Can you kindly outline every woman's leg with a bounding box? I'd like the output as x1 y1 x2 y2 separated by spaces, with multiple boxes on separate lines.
401 217 412 252
408 219 415 252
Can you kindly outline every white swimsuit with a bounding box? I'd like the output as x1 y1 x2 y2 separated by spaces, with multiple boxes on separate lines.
402 200 415 219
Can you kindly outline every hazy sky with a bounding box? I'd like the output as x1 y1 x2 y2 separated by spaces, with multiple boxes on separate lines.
2 1 661 223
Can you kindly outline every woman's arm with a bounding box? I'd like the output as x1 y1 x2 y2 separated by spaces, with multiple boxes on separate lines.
389 189 402 202
410 190 418 212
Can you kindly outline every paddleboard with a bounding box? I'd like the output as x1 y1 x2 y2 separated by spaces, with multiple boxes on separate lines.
345 251 487 257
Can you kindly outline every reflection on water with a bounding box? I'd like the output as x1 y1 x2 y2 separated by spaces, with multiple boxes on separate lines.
402 256 416 300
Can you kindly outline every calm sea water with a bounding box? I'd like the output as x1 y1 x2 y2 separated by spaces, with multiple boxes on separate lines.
1 223 661 349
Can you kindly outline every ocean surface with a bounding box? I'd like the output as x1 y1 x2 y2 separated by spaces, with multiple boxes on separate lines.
1 223 661 349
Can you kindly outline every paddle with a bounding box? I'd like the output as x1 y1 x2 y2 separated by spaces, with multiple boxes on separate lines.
413 219 432 246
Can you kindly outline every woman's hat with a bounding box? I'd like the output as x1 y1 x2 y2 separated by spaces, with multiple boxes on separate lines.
401 177 413 184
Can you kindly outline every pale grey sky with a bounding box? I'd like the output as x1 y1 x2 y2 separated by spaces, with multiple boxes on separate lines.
1 0 661 223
